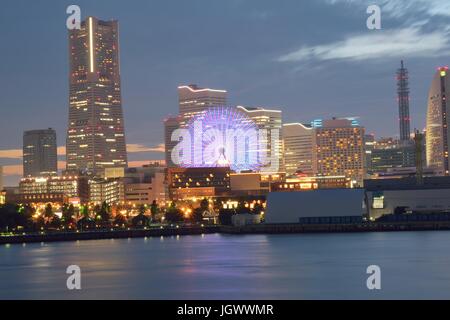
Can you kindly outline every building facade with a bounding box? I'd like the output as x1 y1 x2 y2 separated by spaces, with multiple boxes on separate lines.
164 116 182 168
18 175 89 204
178 84 227 120
89 177 124 205
282 123 313 175
312 118 365 186
397 60 411 141
167 167 231 200
370 140 415 174
23 129 58 177
236 106 283 173
426 67 450 175
66 16 127 175
365 176 450 219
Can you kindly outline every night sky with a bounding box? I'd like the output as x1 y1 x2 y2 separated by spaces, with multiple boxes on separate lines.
1 0 450 186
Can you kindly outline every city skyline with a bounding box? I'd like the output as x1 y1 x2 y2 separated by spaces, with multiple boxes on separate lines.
1 0 450 186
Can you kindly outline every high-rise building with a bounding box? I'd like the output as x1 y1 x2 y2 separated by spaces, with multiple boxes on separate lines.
282 123 313 175
236 106 283 173
23 129 58 177
178 84 227 120
66 16 127 175
426 67 450 175
0 165 3 192
397 60 411 141
164 115 182 168
364 134 375 175
311 118 365 186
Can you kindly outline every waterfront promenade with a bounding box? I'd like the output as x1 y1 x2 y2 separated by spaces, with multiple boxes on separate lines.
3 221 450 244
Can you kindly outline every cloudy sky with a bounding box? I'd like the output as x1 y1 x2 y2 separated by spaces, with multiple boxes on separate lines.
1 0 449 186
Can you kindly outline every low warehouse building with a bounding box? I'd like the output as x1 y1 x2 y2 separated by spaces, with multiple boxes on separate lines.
265 188 366 224
365 177 450 219
265 177 450 225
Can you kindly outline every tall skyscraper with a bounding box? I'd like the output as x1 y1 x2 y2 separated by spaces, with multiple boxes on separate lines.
397 60 411 141
23 129 58 177
178 84 227 120
426 66 450 175
236 106 283 173
312 118 365 186
66 16 127 175
282 123 313 175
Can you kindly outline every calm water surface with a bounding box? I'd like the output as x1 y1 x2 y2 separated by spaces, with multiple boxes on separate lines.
2 231 450 299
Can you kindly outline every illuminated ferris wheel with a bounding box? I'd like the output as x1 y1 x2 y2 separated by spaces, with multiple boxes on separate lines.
185 107 261 172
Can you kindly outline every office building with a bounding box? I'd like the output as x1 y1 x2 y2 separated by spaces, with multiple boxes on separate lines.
23 129 58 177
91 164 167 205
370 138 415 174
18 175 89 204
363 134 375 175
426 67 450 175
66 16 127 174
164 116 182 168
236 106 283 173
89 177 124 205
178 84 227 120
282 123 313 175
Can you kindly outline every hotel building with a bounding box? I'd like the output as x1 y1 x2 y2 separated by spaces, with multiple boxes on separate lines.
312 118 365 186
66 16 127 175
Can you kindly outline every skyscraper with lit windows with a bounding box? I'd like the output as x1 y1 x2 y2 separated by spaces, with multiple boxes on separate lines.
66 16 127 175
426 67 450 175
236 106 283 173
312 118 365 186
282 123 313 175
23 129 58 177
178 84 227 120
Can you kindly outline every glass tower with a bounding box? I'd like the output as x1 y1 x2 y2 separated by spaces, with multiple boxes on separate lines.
66 16 127 175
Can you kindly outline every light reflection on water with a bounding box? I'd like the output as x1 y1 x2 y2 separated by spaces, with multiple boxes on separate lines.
2 231 450 299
